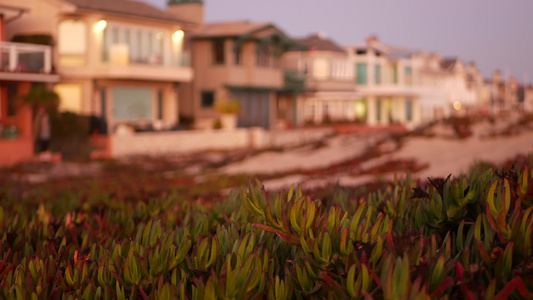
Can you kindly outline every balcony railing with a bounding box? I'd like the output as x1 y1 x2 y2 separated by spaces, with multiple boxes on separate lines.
0 41 52 74
284 69 306 90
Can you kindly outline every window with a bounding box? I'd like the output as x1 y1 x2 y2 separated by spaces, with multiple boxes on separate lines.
112 87 152 120
305 104 315 122
356 63 367 84
331 61 344 79
212 39 225 64
7 84 18 117
201 91 215 108
155 32 164 64
376 99 381 122
375 64 381 84
55 84 83 113
406 99 413 121
157 89 164 119
355 100 367 122
256 43 269 67
58 20 87 54
100 87 107 119
233 42 242 65
393 65 398 84
102 25 167 65
102 26 108 62
405 66 413 85
112 28 119 44
385 99 393 123
58 20 87 66
313 58 329 80
356 49 367 55
134 30 142 62
147 32 153 57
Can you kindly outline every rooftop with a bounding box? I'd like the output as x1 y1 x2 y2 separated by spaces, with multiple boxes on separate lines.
293 34 346 53
63 0 192 24
349 36 416 59
192 20 273 38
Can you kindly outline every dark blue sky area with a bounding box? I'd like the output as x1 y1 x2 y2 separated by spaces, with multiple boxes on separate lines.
144 0 533 82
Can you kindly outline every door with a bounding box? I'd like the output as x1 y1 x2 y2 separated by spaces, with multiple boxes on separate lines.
231 91 271 129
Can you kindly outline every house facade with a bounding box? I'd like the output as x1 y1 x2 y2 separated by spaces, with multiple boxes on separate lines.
0 3 59 166
5 0 195 136
282 34 358 126
346 36 422 127
180 20 297 129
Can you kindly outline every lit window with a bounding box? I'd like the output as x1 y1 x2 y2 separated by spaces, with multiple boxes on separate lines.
55 84 83 114
58 20 87 66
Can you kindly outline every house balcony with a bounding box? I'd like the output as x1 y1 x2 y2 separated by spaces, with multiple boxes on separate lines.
283 69 306 91
0 41 59 83
59 46 193 83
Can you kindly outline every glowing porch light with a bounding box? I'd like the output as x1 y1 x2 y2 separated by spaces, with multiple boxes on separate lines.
173 30 184 42
95 20 107 31
453 101 462 111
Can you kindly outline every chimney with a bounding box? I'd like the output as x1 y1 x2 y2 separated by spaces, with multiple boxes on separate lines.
493 70 502 84
166 0 204 25
366 35 378 45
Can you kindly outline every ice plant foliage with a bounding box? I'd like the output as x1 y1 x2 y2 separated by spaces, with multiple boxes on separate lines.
1 161 533 299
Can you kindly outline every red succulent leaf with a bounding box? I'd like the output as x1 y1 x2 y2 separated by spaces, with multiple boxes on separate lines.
514 277 533 298
139 286 149 300
252 223 276 233
386 232 395 252
274 230 301 245
460 284 477 300
455 262 465 280
74 250 92 266
431 276 452 298
321 271 345 292
492 278 517 300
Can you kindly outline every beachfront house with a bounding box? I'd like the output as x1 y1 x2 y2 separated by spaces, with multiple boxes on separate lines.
0 3 59 166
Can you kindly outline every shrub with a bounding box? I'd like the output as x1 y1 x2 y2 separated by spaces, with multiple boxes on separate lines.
215 99 241 115
1 160 533 298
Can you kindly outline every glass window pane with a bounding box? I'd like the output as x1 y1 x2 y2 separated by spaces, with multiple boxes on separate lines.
356 63 367 84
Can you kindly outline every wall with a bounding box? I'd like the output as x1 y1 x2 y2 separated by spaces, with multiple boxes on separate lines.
110 127 334 157
0 103 33 167
0 137 33 166
192 38 284 121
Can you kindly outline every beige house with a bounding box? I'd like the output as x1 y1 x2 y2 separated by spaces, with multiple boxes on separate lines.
5 0 195 134
282 34 359 125
347 36 422 127
180 20 298 129
489 70 522 114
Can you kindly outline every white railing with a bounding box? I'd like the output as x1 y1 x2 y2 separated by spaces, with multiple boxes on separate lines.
0 41 52 74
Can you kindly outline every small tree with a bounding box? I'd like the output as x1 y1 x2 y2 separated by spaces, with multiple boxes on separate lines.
21 84 60 116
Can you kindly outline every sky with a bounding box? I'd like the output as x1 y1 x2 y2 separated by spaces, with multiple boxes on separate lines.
144 0 533 82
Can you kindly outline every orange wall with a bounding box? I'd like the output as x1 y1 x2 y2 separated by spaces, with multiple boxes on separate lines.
0 137 33 166
0 82 34 166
